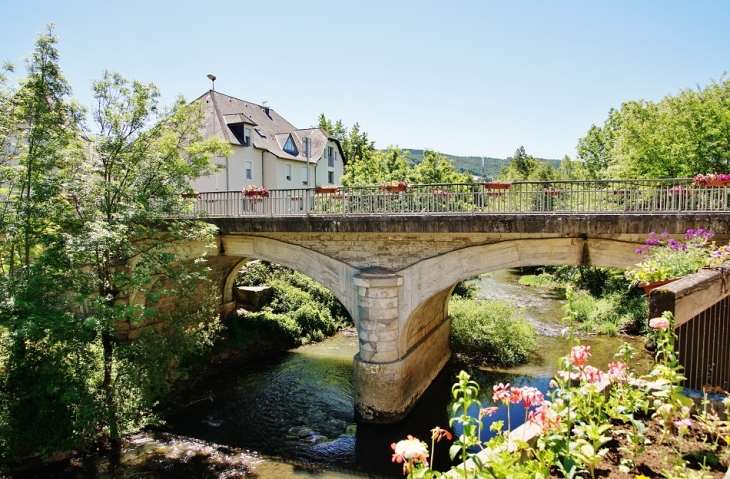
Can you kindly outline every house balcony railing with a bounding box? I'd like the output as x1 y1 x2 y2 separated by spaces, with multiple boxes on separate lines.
182 178 730 217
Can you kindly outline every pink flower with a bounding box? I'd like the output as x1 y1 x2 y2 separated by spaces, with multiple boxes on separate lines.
528 404 561 431
492 382 511 403
517 386 544 408
607 362 627 382
649 317 670 329
570 345 591 367
480 406 499 418
509 387 524 404
675 418 694 428
582 365 604 384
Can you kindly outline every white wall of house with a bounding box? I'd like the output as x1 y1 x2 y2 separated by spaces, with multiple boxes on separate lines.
314 140 344 186
190 145 263 192
190 139 344 192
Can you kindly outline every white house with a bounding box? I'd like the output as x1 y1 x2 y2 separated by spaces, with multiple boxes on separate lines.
190 90 345 192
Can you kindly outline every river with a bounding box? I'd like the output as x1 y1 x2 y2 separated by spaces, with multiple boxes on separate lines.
15 270 650 478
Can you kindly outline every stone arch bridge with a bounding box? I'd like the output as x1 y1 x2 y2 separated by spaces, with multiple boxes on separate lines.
191 212 730 424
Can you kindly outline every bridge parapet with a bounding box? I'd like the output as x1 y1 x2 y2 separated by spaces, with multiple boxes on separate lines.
649 263 730 392
187 178 730 218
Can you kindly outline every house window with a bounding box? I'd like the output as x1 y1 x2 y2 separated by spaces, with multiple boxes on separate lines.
245 161 253 180
301 166 308 185
283 135 297 154
286 164 292 181
327 146 334 167
244 127 251 145
328 171 334 184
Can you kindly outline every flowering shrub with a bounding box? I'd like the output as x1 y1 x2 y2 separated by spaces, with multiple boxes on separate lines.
625 229 716 286
692 173 730 186
381 180 409 191
390 302 730 478
242 185 270 198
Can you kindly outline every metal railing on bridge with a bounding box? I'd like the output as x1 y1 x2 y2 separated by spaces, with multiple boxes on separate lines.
185 178 730 217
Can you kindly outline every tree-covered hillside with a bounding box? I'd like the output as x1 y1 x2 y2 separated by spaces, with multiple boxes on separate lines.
402 149 561 179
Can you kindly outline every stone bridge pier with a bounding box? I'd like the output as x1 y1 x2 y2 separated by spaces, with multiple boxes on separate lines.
352 270 451 424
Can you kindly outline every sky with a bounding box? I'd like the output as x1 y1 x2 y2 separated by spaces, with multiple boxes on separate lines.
2 1 729 160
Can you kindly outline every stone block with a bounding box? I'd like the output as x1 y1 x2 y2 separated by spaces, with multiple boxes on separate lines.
358 306 398 322
359 327 399 343
359 296 398 310
359 287 398 299
234 285 273 311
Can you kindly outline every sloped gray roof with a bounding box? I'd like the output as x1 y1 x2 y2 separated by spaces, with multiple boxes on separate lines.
192 90 333 163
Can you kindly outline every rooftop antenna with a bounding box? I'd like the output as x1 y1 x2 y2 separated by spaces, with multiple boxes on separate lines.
207 74 227 190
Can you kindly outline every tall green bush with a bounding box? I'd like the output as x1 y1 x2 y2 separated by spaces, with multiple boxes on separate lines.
449 297 536 366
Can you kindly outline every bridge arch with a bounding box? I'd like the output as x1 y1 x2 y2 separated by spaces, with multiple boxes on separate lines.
353 235 647 423
398 236 642 356
216 235 359 320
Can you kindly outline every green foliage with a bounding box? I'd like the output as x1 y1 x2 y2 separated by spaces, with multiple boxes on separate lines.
411 150 472 185
569 290 648 335
0 28 227 458
449 297 537 366
404 149 562 179
244 311 303 349
234 261 351 344
291 304 336 342
499 146 563 181
518 273 562 288
527 266 648 335
319 114 472 186
317 114 374 168
577 76 730 178
451 279 480 299
236 261 270 286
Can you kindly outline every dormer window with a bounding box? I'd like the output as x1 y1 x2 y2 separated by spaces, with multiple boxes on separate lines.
228 124 247 145
244 127 251 145
283 135 298 154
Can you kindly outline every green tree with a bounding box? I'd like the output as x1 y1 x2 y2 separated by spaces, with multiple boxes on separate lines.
0 25 80 288
410 149 471 184
319 115 470 186
317 114 374 167
0 28 231 457
577 77 730 178
499 146 561 181
57 71 229 442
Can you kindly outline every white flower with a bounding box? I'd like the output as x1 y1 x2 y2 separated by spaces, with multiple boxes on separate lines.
393 437 428 460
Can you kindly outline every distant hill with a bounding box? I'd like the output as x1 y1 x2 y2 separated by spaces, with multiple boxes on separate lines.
402 149 561 179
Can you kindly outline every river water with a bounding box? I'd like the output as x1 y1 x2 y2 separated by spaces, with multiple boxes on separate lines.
17 270 650 478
